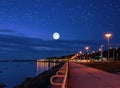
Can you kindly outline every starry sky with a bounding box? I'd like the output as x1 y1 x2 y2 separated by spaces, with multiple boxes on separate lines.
0 0 120 59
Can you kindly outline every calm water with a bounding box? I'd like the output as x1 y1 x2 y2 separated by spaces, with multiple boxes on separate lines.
0 61 57 88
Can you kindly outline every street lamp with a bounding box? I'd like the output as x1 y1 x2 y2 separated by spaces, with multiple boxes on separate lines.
99 48 102 51
85 46 90 61
79 51 82 54
105 33 112 61
85 46 89 52
99 45 104 62
92 51 96 61
79 51 82 60
116 47 118 62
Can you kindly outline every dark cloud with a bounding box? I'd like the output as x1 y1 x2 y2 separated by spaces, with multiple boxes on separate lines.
0 29 24 36
0 34 101 60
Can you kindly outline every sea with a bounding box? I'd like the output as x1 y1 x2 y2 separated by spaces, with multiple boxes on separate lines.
0 60 57 88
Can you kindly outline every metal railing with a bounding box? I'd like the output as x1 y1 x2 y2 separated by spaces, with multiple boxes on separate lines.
50 62 68 88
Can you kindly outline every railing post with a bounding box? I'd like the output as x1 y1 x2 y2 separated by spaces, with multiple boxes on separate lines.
50 61 69 88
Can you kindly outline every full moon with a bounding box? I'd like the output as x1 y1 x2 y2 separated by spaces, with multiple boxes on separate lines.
53 32 60 40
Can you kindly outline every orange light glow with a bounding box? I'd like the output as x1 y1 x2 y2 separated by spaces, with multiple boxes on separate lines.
85 46 89 51
79 51 82 54
99 48 102 51
105 33 112 38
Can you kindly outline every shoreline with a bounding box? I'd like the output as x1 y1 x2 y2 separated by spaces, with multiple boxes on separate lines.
0 60 61 63
14 62 64 88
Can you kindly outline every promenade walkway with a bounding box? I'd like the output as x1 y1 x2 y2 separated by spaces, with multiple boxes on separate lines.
68 62 120 88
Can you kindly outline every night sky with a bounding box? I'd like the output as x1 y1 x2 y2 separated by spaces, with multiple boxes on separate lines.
0 0 120 59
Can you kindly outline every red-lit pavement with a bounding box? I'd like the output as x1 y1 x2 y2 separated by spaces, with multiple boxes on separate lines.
68 62 120 88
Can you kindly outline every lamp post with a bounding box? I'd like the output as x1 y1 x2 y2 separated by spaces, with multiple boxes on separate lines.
92 51 95 62
79 51 82 60
85 46 90 62
92 51 95 60
105 33 112 61
99 45 104 62
116 47 118 62
109 47 115 61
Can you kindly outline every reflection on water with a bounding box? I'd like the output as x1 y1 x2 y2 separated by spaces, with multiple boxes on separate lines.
36 61 57 75
0 61 58 88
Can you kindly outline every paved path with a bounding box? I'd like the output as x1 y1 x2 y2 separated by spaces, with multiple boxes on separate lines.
68 62 120 88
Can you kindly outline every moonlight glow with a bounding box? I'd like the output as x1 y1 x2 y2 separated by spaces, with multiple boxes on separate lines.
53 32 60 40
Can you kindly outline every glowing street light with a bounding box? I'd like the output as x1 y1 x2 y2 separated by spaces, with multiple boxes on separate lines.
99 48 102 51
92 51 95 53
105 33 112 61
105 33 112 39
79 51 82 54
85 46 89 52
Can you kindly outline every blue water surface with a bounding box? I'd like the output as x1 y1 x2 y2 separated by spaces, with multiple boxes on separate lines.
0 61 55 88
